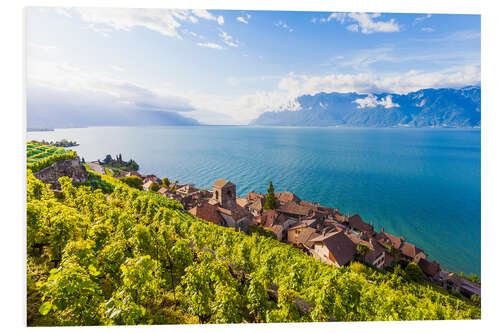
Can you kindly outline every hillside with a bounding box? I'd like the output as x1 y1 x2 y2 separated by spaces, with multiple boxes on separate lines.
251 86 481 128
26 145 480 325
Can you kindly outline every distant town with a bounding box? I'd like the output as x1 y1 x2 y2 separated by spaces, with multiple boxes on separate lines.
82 154 480 300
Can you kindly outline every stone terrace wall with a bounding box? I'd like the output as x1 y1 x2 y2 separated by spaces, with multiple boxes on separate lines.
34 157 89 190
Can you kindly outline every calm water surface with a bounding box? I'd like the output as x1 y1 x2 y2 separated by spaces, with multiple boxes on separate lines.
27 126 481 276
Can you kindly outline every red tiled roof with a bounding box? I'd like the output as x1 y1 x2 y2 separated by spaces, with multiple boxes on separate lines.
348 214 374 234
416 258 440 277
157 187 169 195
276 191 301 203
213 179 234 188
236 197 248 207
375 231 403 249
400 242 425 259
189 203 224 226
246 192 265 201
296 227 319 249
311 231 356 266
260 209 278 228
248 198 264 211
347 235 385 264
277 201 311 216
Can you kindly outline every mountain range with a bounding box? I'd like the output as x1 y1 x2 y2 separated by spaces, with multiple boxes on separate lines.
250 86 481 128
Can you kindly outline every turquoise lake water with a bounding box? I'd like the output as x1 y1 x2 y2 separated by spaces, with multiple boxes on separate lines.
27 126 481 276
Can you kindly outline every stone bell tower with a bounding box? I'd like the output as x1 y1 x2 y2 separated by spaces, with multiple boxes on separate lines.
209 179 236 210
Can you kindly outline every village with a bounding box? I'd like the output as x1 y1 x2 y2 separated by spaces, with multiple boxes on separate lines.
87 158 481 301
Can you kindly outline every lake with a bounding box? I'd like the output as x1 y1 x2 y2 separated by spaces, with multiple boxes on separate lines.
27 126 481 276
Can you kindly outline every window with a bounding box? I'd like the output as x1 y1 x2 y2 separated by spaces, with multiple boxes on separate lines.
215 191 219 200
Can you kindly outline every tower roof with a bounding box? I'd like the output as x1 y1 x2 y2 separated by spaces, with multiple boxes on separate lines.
213 179 235 188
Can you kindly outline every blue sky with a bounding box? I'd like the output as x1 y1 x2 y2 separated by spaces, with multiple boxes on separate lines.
27 8 480 124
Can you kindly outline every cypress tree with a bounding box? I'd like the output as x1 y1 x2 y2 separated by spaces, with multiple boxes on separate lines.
263 181 278 210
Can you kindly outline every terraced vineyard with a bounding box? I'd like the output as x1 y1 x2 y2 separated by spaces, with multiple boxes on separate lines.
27 141 77 172
26 146 481 326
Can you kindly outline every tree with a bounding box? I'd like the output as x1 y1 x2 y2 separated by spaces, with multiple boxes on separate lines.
405 262 424 282
263 181 278 210
150 182 160 192
103 154 113 164
39 257 103 325
469 273 480 285
120 176 143 190
162 177 171 188
356 243 370 263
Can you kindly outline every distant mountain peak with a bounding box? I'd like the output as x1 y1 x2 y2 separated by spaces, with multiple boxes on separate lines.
251 86 480 128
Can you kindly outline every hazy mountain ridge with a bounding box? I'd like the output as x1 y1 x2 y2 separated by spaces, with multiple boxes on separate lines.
251 86 481 127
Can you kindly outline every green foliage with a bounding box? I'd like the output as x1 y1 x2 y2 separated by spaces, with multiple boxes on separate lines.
120 175 143 190
150 182 160 192
162 177 171 187
263 181 278 210
356 243 370 262
27 141 77 172
248 224 277 239
26 147 481 326
405 262 425 282
39 256 104 325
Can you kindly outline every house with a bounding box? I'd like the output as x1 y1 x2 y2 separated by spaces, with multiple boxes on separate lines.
347 214 375 237
415 257 440 280
248 197 265 216
259 209 287 240
177 184 199 195
276 191 301 204
157 187 169 196
399 241 427 262
143 174 161 184
236 197 249 208
288 226 320 251
374 228 403 249
246 192 265 202
277 201 312 219
287 223 308 245
142 180 155 191
309 231 357 267
189 202 225 226
347 234 386 269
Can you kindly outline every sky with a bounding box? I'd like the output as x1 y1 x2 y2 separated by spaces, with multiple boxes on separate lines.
26 8 481 125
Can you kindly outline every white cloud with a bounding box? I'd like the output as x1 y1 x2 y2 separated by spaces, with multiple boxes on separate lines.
27 58 194 112
275 21 294 32
53 8 222 41
414 14 432 25
354 95 399 108
328 13 347 23
328 12 400 34
219 30 239 48
75 8 185 39
237 17 248 24
196 42 224 50
236 14 251 24
191 9 216 21
421 27 435 32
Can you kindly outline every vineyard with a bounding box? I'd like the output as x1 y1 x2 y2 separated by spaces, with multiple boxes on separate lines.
26 148 481 326
27 141 77 172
